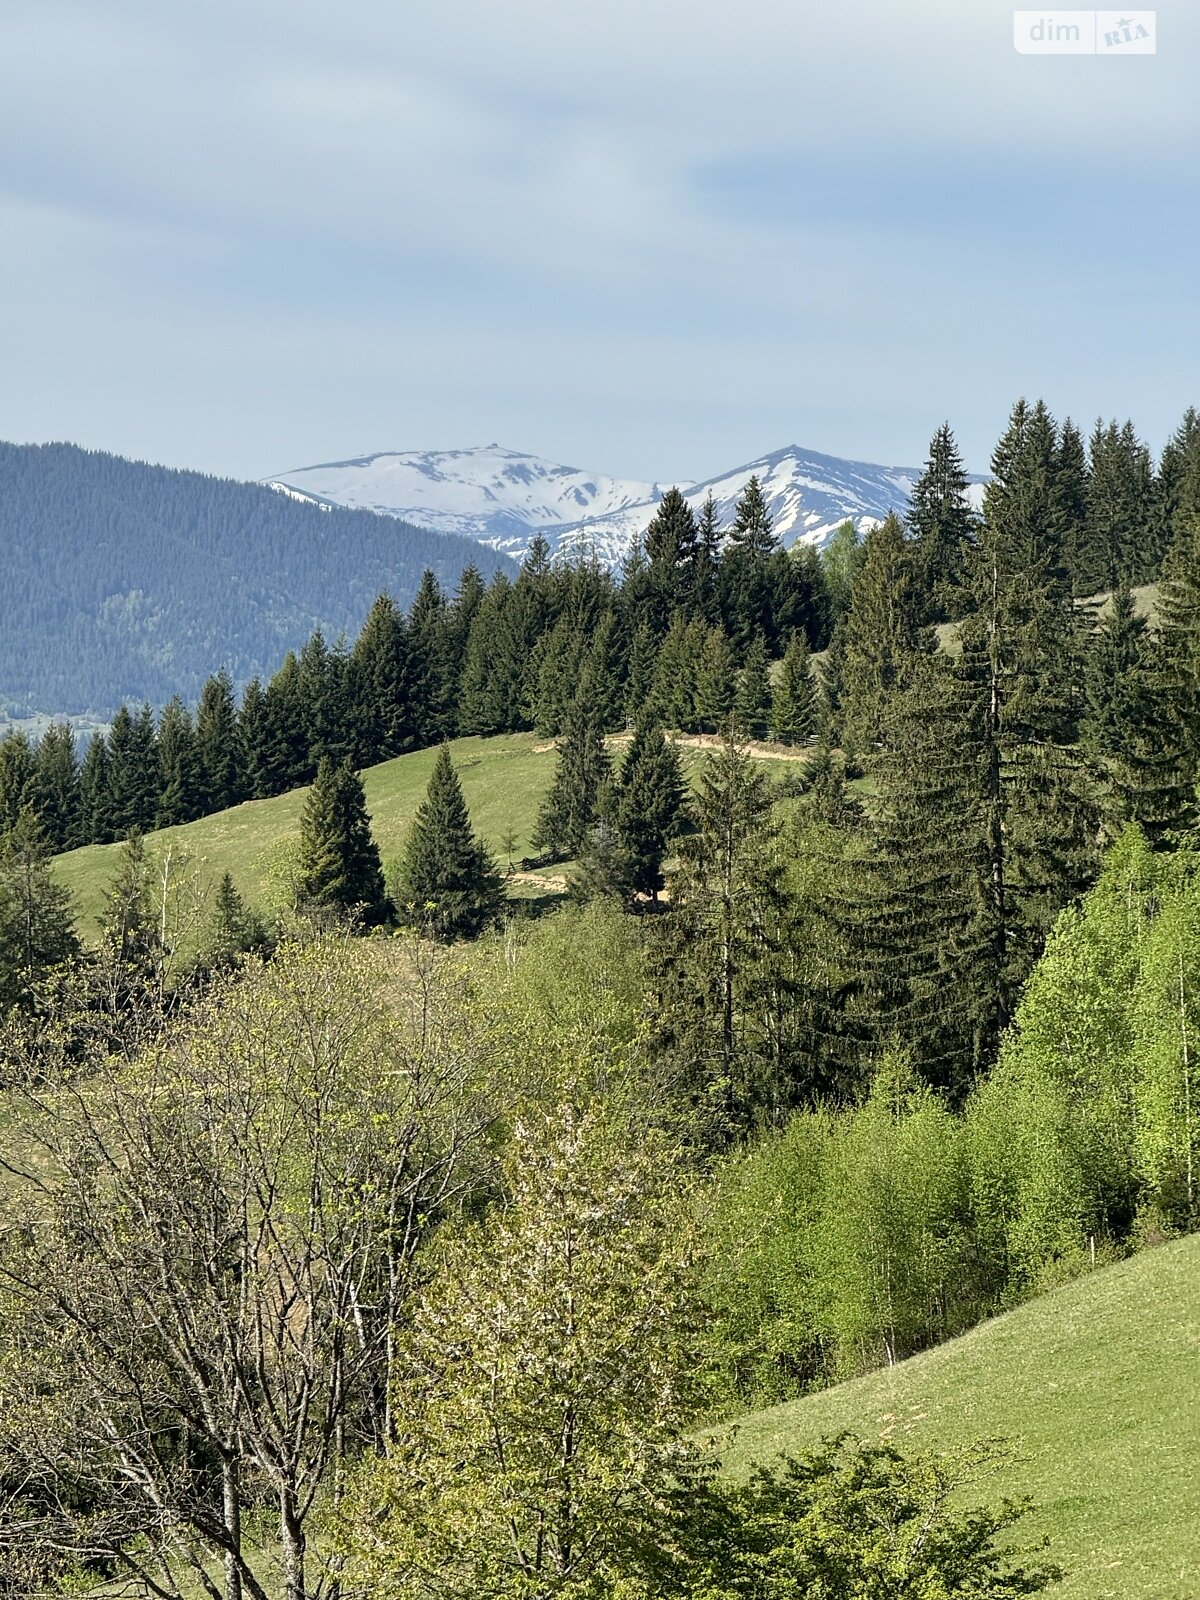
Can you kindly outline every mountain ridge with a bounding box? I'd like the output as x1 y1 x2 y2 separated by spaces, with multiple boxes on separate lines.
268 441 987 566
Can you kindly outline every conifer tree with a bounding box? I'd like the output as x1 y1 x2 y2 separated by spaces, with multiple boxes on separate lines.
206 870 267 966
643 487 700 623
0 731 36 836
294 758 389 926
1056 417 1092 595
261 652 311 795
610 720 685 900
408 570 455 744
533 678 612 860
1085 418 1154 591
238 676 274 800
734 632 773 740
906 423 976 622
694 490 723 618
623 621 659 727
836 513 928 750
647 615 701 732
0 806 80 1011
458 575 514 735
693 626 737 733
656 727 791 1132
1156 408 1200 570
33 722 81 852
101 829 159 978
195 669 244 812
78 731 113 844
728 475 777 557
446 564 486 694
106 704 158 838
825 658 1005 1093
156 696 203 828
1082 583 1150 837
393 745 503 941
770 632 817 744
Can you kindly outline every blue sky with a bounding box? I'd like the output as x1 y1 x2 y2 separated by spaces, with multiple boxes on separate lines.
1 0 1197 482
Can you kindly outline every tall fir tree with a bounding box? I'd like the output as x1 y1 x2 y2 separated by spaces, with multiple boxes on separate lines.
693 625 737 734
906 423 976 622
533 677 613 860
654 727 792 1133
393 745 504 942
195 669 244 813
0 806 80 1011
408 570 455 744
609 720 685 900
106 704 159 839
1080 585 1183 844
734 632 773 740
156 696 203 828
33 722 81 852
78 731 113 844
770 632 818 744
294 758 389 926
0 731 36 836
836 512 928 751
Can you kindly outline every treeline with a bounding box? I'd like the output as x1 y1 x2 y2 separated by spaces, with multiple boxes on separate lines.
0 476 831 855
0 439 513 714
10 398 1199 868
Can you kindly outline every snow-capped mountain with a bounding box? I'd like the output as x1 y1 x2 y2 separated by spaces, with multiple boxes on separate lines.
267 444 983 567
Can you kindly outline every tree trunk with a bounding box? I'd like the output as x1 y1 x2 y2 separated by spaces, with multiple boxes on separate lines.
280 1486 306 1600
223 1456 243 1600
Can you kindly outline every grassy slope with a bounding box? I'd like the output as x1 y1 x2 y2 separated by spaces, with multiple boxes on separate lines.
719 1233 1200 1599
52 731 804 937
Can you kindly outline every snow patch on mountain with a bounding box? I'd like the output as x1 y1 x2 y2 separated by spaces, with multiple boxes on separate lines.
267 443 985 567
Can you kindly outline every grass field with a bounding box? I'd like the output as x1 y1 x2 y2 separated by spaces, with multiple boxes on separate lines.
51 730 807 938
717 1233 1200 1599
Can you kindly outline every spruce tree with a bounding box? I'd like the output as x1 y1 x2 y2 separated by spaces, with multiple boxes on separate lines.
770 632 817 744
693 626 737 734
610 720 685 900
261 653 311 794
655 727 791 1131
33 723 82 853
394 745 504 941
624 622 659 728
458 575 514 736
0 806 80 1011
408 570 455 743
734 632 773 740
206 871 267 967
906 423 976 622
106 705 158 838
78 732 113 844
643 487 700 623
694 490 723 618
238 676 273 800
0 731 36 835
195 669 244 812
1055 417 1092 595
836 513 928 750
728 475 777 557
101 829 159 978
1082 582 1149 828
533 678 612 860
647 616 701 732
156 696 203 828
294 758 389 926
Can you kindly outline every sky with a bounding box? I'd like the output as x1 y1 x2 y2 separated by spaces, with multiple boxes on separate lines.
1 0 1198 483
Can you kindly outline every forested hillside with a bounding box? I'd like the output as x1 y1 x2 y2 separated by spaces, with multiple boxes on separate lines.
0 440 513 716
4 399 1200 1597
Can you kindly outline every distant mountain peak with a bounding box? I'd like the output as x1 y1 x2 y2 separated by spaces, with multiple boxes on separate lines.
267 443 985 566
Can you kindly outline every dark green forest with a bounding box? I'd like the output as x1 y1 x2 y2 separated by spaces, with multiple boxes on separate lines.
0 440 514 715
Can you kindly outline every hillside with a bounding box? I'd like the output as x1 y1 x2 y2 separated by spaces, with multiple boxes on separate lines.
718 1234 1200 1599
268 441 988 565
0 441 513 719
51 730 807 937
